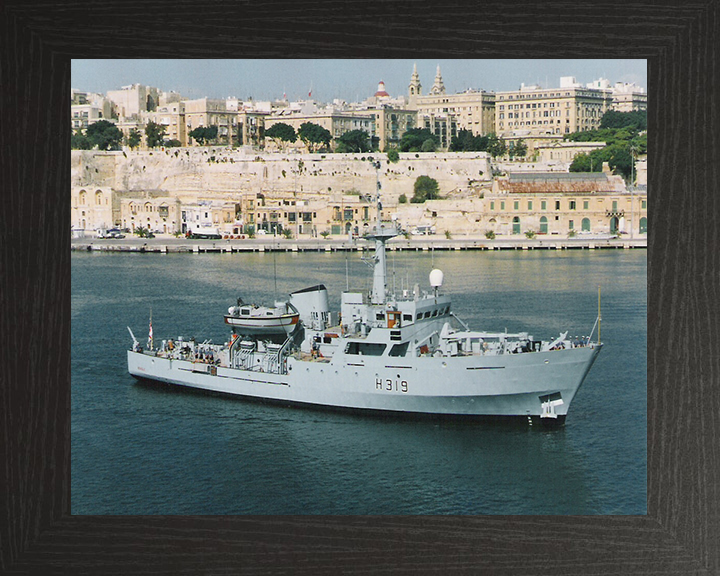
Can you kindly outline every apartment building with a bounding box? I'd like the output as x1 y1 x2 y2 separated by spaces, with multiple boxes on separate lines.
495 77 613 139
143 101 187 145
184 98 241 146
71 90 114 130
407 65 496 149
611 83 648 113
106 83 160 118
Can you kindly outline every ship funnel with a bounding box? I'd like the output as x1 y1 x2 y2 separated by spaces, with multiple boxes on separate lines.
429 269 444 288
289 285 330 330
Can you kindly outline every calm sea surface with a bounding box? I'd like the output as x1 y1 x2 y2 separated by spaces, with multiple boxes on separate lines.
71 249 646 515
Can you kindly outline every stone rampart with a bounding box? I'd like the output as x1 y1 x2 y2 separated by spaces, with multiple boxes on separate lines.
71 149 491 200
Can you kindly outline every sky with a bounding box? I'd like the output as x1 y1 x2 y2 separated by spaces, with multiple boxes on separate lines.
72 59 647 102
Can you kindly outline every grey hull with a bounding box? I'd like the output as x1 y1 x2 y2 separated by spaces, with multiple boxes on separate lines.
128 344 601 419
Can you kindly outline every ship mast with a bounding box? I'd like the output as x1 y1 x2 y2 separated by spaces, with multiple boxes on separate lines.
365 160 397 305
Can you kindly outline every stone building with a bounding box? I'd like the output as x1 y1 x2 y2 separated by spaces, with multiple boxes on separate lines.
106 84 160 118
495 77 614 138
71 186 117 235
184 98 240 146
365 107 417 151
533 141 607 164
119 196 182 234
486 171 647 237
611 83 648 113
71 90 115 131
407 65 496 148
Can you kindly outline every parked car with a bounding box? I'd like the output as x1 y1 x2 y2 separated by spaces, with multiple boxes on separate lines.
411 225 436 236
98 228 125 239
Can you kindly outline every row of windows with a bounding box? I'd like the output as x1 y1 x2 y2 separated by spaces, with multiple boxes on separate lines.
500 92 574 100
490 199 646 211
502 110 566 119
77 191 106 205
505 216 648 234
128 203 170 214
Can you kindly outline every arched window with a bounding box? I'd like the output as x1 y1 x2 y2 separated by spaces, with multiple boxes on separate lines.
539 216 548 234
581 218 591 232
639 217 647 234
95 190 103 205
79 190 87 205
512 216 520 235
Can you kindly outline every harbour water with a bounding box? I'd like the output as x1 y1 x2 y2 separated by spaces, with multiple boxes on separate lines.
71 249 646 515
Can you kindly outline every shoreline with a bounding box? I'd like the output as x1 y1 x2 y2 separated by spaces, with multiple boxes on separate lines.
71 235 647 253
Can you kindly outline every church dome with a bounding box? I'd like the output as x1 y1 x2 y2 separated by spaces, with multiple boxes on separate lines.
374 80 390 98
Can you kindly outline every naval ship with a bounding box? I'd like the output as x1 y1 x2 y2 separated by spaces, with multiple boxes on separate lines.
128 191 602 425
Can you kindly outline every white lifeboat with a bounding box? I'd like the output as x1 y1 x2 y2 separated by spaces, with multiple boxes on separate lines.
224 299 300 335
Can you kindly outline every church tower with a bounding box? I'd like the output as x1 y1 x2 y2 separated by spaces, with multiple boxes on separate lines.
408 62 422 106
429 65 446 96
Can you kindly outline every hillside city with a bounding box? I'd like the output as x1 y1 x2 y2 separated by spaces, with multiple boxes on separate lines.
71 65 647 243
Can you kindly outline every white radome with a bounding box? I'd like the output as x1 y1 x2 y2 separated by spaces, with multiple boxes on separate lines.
429 269 444 288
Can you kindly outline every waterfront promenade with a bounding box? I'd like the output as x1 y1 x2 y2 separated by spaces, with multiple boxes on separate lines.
71 234 647 253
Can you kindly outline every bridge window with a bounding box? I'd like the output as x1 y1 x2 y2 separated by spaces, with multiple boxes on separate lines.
345 342 386 356
389 343 409 357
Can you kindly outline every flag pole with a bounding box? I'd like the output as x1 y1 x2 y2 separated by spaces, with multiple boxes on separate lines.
148 307 153 351
597 285 601 344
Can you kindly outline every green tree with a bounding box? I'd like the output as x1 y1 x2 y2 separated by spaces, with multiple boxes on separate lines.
569 144 634 179
188 126 217 146
145 121 167 148
86 120 123 150
449 129 489 152
335 129 371 153
599 110 647 131
126 128 142 150
71 128 92 150
569 153 597 172
265 122 297 149
513 138 527 158
164 139 182 147
298 122 332 152
399 128 438 152
421 138 437 152
411 176 440 203
486 134 507 158
398 193 408 204
386 148 400 163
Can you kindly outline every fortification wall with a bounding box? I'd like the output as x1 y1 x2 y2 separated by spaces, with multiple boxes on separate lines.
71 149 491 201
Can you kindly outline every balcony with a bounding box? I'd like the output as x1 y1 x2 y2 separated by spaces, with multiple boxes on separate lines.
605 210 625 218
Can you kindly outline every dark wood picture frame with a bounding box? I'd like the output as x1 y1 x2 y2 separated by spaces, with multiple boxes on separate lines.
1 1 717 573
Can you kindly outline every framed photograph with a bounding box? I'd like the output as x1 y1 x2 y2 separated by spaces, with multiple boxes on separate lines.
2 2 716 573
